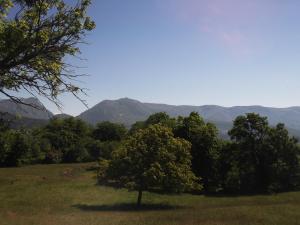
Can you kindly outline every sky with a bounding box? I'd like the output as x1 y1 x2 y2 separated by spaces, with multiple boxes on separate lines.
12 0 300 115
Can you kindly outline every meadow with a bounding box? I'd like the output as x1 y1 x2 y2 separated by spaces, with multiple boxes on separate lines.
0 163 299 225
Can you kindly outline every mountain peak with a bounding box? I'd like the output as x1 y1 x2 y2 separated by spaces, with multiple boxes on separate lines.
78 98 300 137
116 97 141 103
22 97 44 107
0 97 53 120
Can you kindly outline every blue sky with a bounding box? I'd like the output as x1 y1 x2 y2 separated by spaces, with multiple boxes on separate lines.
18 1 300 115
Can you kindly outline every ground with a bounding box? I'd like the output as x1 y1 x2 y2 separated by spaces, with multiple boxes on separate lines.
0 163 300 225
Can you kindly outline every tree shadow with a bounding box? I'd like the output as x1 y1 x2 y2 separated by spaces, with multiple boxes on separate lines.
73 203 187 212
204 193 261 198
204 190 294 198
85 165 99 172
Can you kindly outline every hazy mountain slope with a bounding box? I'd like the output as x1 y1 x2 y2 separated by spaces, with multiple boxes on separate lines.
1 97 299 138
0 97 53 120
79 98 156 125
0 97 54 129
78 98 300 138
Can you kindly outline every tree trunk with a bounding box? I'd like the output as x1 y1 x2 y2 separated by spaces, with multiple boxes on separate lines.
137 189 143 207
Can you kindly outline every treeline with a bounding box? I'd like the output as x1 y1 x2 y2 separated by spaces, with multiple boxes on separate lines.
121 112 300 194
0 118 126 166
0 112 300 195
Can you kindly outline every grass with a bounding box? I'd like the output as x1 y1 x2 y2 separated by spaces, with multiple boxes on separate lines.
1 163 300 225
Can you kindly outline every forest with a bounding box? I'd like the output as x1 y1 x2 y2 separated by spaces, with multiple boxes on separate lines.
1 111 299 202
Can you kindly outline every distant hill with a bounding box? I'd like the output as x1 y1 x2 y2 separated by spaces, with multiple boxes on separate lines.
79 98 156 125
78 98 300 138
1 97 300 138
0 97 53 120
0 98 53 128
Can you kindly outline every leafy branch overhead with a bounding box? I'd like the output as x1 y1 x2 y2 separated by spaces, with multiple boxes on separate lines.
0 0 95 107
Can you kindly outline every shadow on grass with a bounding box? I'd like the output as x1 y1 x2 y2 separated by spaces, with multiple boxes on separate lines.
73 203 186 212
204 190 299 198
85 166 99 172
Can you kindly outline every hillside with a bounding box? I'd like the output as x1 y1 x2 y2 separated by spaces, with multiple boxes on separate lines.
79 98 300 138
0 97 53 120
0 98 53 128
1 97 300 138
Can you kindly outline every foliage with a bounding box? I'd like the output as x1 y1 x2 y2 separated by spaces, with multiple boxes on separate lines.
0 111 299 197
0 128 44 166
129 121 146 134
99 124 201 206
93 121 127 142
174 112 220 193
129 112 176 134
263 123 300 192
145 112 177 128
41 117 92 163
222 113 300 193
86 139 122 161
0 0 95 106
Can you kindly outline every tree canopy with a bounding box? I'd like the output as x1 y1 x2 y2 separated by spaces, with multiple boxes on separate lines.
0 111 299 197
175 112 220 193
98 124 201 206
93 121 127 142
221 113 300 193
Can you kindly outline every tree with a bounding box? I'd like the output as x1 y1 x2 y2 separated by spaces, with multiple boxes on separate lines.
3 129 34 166
228 113 270 193
87 140 121 160
41 117 92 163
93 122 127 142
175 112 220 193
0 0 95 107
264 123 300 192
129 112 176 134
98 124 201 207
226 113 300 193
145 112 176 128
0 117 10 166
129 121 146 134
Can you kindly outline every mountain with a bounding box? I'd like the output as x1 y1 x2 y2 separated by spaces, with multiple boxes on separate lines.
78 98 300 138
79 98 157 125
0 97 53 120
0 97 53 128
1 97 300 138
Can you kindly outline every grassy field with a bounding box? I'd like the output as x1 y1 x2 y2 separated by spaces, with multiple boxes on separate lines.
1 163 300 225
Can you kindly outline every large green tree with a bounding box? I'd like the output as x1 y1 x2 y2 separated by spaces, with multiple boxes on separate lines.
175 112 220 193
98 124 200 207
41 117 92 163
225 113 300 193
0 0 95 106
0 128 44 167
93 121 127 142
228 113 270 193
263 123 300 192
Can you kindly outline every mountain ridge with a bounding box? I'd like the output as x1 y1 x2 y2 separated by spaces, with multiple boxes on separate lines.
78 98 300 138
78 98 300 128
1 97 300 138
0 97 53 120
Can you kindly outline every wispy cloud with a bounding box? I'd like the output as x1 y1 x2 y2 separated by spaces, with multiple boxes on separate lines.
156 0 276 56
